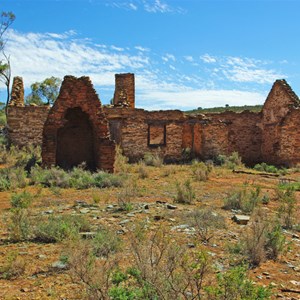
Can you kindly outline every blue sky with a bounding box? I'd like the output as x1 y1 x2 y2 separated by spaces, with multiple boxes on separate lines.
1 0 300 110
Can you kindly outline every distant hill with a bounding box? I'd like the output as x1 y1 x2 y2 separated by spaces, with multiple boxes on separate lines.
186 105 263 114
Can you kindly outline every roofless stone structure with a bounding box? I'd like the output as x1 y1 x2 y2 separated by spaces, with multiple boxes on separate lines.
6 74 300 171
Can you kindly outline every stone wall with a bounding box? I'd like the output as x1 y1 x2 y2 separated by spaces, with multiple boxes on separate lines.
104 108 185 162
7 106 50 147
6 74 300 168
261 79 300 165
42 76 115 172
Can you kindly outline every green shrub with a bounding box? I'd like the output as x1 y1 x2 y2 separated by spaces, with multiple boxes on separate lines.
223 187 262 213
216 152 243 169
191 160 211 181
8 208 31 241
10 191 32 209
143 152 163 167
33 215 90 243
206 265 272 299
174 179 195 204
277 187 296 229
92 229 122 258
93 171 124 188
0 251 26 280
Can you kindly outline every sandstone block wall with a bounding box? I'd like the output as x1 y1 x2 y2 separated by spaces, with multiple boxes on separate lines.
7 106 50 147
42 76 115 172
104 108 185 162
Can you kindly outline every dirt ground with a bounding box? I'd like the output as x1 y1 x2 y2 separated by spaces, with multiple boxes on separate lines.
0 164 299 299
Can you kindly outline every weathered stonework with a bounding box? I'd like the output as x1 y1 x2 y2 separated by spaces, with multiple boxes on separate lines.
9 76 25 107
113 73 135 108
6 74 300 169
42 76 115 172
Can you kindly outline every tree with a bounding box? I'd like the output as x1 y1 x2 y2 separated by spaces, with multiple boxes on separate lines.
0 11 15 117
25 77 62 105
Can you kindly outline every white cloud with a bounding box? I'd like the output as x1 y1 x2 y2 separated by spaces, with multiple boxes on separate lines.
106 0 185 14
162 53 176 62
200 54 217 63
184 56 194 62
0 30 284 110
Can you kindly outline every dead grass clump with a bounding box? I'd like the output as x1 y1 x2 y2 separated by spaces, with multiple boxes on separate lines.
0 251 26 280
137 160 149 179
143 152 163 167
191 160 212 181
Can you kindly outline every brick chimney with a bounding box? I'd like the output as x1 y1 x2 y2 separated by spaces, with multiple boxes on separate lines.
113 73 135 108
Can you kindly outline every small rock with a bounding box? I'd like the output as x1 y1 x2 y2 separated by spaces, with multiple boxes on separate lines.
80 208 90 214
290 280 300 286
126 213 135 217
144 204 149 210
44 210 54 215
187 243 195 248
20 287 30 293
153 215 164 221
166 204 177 210
232 215 250 225
79 232 97 239
171 224 190 231
51 261 68 270
262 272 270 276
292 234 300 239
156 200 166 204
75 200 89 207
119 219 131 225
37 254 47 260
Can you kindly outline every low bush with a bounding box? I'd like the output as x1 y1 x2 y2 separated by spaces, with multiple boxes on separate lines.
215 152 243 169
0 251 26 280
174 179 195 204
223 187 263 213
143 152 163 167
33 215 91 243
137 161 149 179
254 162 287 174
187 207 226 242
206 265 272 299
191 160 212 181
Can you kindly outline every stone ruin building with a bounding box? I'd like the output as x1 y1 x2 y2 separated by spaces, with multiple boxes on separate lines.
6 73 300 172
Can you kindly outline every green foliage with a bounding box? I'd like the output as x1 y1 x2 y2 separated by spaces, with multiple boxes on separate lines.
8 207 30 241
33 215 90 243
276 187 297 229
206 265 271 299
0 251 25 280
191 160 212 181
215 152 243 169
174 179 195 204
30 165 124 189
10 191 32 209
25 76 62 105
254 162 287 175
92 229 122 258
223 187 263 213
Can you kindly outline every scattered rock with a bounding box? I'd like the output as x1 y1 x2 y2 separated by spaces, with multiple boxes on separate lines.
166 204 177 210
232 215 250 225
75 200 89 207
79 232 97 239
20 287 30 293
153 215 164 221
51 261 68 270
80 208 90 214
119 219 131 225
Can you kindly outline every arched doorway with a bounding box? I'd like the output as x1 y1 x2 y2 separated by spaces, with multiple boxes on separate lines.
56 107 96 170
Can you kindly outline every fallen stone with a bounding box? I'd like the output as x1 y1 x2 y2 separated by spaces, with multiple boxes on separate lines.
119 219 131 225
232 215 250 225
166 204 177 210
80 208 90 214
79 232 97 239
75 200 89 207
51 261 68 270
